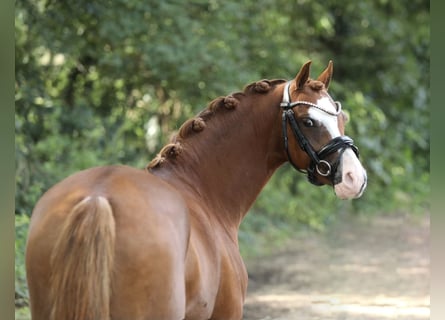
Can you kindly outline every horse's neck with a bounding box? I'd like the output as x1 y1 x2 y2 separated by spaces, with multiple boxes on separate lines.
152 84 286 229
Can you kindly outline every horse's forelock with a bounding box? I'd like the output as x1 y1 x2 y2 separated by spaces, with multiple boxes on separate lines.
307 79 325 91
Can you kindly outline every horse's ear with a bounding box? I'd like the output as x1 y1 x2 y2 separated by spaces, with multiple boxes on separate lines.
295 60 312 90
317 60 333 90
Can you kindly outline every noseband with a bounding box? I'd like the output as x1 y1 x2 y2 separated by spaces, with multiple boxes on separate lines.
280 82 359 186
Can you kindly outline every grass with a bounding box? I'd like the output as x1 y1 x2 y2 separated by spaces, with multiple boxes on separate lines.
15 306 30 320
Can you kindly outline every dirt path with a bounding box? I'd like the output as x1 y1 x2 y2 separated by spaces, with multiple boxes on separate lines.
243 213 430 320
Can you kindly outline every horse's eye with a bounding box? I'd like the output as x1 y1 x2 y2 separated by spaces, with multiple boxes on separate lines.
302 118 316 127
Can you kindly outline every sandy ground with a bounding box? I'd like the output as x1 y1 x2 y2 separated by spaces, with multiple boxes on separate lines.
243 213 429 320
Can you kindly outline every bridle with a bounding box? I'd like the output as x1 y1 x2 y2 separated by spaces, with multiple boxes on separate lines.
280 81 359 186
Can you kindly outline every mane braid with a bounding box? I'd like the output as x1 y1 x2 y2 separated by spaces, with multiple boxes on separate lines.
146 78 286 170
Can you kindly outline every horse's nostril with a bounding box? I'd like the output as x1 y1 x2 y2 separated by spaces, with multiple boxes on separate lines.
344 172 355 185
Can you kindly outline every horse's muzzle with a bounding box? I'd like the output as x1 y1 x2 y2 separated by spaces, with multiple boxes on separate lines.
333 148 367 199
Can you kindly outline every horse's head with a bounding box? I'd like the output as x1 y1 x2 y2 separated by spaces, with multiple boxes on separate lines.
281 60 367 199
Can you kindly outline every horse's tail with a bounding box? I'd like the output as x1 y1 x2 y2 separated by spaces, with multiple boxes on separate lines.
50 196 116 320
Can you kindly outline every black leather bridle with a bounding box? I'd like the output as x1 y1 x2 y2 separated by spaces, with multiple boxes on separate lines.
280 82 360 186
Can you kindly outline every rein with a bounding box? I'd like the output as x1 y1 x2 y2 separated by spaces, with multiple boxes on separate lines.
280 81 359 186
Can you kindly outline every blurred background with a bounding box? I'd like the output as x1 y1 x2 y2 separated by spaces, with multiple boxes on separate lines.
15 0 429 316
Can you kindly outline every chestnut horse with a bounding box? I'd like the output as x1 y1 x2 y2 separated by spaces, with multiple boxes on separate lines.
26 61 367 320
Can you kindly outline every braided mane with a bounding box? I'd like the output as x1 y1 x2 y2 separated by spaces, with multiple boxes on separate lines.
146 79 286 170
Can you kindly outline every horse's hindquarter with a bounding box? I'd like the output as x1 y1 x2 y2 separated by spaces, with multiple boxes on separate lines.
26 165 246 319
26 165 191 319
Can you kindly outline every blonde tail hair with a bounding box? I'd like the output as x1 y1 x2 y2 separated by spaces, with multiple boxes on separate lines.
50 196 115 320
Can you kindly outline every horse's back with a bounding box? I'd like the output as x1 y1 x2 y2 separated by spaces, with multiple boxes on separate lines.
26 165 190 319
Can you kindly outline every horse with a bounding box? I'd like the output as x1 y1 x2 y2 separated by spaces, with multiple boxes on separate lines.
25 61 367 320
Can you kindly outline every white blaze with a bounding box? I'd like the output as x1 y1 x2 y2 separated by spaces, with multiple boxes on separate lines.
308 97 341 138
307 96 367 199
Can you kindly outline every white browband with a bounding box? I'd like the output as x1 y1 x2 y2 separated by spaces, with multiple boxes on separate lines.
280 81 342 116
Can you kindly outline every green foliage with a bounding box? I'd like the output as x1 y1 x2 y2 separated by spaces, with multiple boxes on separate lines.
15 215 29 309
15 0 429 309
